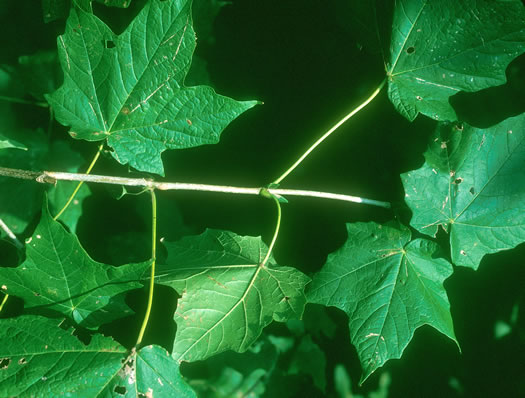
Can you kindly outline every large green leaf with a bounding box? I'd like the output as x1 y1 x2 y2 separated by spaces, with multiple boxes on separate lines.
156 229 310 362
387 0 525 122
307 222 457 382
46 0 258 175
0 199 150 327
0 316 196 397
402 115 525 269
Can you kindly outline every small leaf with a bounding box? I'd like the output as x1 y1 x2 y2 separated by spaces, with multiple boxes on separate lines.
387 0 525 121
402 114 525 269
307 221 457 382
0 133 27 151
46 0 258 175
0 198 150 327
156 229 310 363
107 345 197 398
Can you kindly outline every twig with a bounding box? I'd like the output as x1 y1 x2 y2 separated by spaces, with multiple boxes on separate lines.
0 166 391 208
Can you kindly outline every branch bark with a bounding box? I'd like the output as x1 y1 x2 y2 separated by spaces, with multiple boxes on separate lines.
0 166 391 208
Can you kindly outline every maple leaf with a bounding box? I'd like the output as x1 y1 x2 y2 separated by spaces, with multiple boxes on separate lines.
46 0 258 175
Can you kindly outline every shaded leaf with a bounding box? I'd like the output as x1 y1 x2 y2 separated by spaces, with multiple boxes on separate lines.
288 335 326 392
0 198 150 327
187 335 280 398
0 315 196 397
156 229 310 362
307 221 457 382
42 0 133 23
17 51 61 100
402 114 525 268
46 0 258 175
0 129 49 234
0 133 26 151
387 0 525 121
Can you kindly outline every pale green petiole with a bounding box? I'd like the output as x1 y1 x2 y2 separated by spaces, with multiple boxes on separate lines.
273 78 387 185
259 189 282 267
136 188 157 346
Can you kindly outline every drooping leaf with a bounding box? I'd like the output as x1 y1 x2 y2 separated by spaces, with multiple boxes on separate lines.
0 315 196 397
156 229 310 363
0 198 150 327
387 0 525 122
307 221 457 382
0 133 26 151
402 114 525 269
46 0 258 175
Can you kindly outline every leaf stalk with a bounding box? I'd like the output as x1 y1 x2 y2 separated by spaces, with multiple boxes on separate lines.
136 188 157 346
273 78 387 185
260 193 282 267
53 143 103 221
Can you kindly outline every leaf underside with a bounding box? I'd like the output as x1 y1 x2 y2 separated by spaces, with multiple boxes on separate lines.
156 229 310 363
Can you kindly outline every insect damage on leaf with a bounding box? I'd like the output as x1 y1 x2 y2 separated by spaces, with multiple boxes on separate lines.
46 0 259 176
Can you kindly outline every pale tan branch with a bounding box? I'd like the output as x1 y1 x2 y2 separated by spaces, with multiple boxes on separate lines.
0 166 391 208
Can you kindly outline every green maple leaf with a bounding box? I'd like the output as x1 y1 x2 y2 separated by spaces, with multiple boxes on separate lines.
46 0 258 175
307 221 457 383
0 316 196 397
387 0 525 122
0 198 150 327
155 229 310 363
402 114 525 269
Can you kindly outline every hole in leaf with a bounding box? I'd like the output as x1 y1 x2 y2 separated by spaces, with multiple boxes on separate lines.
460 250 467 256
18 357 27 365
454 123 464 131
416 95 423 101
104 40 116 49
469 187 475 195
406 46 415 54
454 178 463 185
114 386 127 395
0 358 10 369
